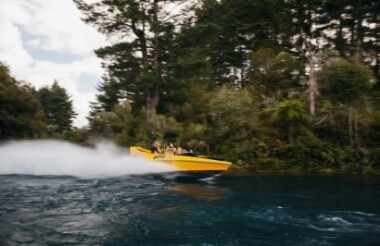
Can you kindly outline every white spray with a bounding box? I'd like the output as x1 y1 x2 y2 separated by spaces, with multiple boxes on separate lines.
0 140 176 178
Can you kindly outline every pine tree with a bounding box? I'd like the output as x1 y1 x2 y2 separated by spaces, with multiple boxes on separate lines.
74 0 196 121
36 81 77 133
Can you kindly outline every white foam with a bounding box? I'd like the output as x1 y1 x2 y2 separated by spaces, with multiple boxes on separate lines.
0 140 176 178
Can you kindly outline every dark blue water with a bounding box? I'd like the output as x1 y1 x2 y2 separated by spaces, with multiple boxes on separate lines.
0 173 379 245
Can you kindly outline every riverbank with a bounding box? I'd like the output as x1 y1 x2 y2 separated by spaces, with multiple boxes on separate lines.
227 163 380 176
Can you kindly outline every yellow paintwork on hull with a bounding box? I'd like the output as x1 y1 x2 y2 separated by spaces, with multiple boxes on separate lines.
130 146 231 171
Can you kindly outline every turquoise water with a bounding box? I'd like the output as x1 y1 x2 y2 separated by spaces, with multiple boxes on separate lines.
0 174 379 245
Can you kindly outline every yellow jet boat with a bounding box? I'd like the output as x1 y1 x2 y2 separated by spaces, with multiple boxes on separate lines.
129 146 232 177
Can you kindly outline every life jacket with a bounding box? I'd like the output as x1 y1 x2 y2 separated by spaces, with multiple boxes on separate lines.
151 146 163 154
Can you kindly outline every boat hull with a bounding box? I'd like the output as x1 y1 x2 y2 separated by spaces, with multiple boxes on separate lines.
130 146 231 172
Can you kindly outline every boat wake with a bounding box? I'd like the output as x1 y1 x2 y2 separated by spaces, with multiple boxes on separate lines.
0 140 176 178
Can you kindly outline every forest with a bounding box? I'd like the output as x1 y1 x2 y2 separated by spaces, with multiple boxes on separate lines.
1 0 379 174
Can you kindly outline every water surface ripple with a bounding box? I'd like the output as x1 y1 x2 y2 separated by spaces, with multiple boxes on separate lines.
0 174 379 245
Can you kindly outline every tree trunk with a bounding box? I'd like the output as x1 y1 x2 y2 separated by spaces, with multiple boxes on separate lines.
146 0 161 121
375 12 380 79
146 87 160 121
348 107 353 146
153 0 160 73
288 122 294 144
353 108 359 146
307 55 318 116
131 2 162 122
131 19 148 70
146 0 161 122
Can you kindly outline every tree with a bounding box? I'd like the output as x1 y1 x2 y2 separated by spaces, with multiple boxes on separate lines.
89 100 134 144
194 0 283 85
318 58 375 145
247 48 302 100
324 0 380 79
268 99 310 144
277 0 335 116
208 85 259 156
0 62 46 139
74 0 195 121
36 81 77 133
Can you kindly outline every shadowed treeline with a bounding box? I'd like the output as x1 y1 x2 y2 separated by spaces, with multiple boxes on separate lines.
1 0 380 174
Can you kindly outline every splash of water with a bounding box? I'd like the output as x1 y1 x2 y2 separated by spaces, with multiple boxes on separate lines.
0 140 176 178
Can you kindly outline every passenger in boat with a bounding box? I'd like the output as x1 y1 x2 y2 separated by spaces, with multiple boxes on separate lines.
175 147 183 154
175 147 188 154
150 140 164 154
165 143 176 154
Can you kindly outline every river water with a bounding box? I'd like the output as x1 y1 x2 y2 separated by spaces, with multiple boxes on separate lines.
0 173 379 245
0 141 379 245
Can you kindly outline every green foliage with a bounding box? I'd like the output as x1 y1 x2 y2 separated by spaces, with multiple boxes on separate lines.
266 99 311 144
36 81 77 134
0 63 46 140
62 127 91 146
248 49 302 97
169 84 211 124
3 0 380 175
208 85 258 140
89 100 133 144
317 58 376 146
74 0 199 121
271 100 310 124
319 59 375 104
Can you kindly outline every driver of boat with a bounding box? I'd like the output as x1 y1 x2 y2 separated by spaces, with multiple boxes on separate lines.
150 140 164 154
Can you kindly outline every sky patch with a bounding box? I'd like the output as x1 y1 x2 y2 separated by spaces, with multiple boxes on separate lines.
0 0 108 126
